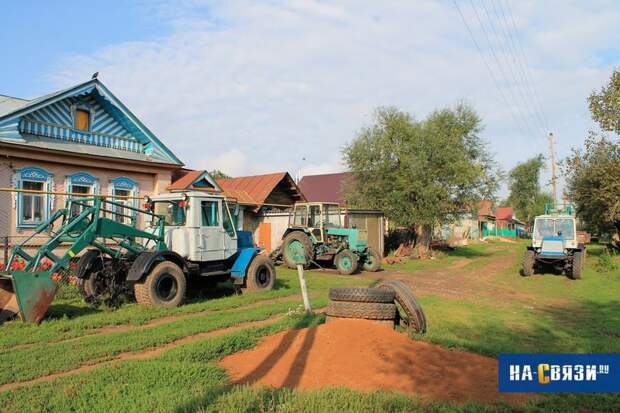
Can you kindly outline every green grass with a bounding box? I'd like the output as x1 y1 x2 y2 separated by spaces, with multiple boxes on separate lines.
0 267 370 350
0 242 618 412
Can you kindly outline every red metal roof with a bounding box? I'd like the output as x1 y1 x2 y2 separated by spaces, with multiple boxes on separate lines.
495 207 514 221
168 170 203 190
217 172 303 206
298 172 353 205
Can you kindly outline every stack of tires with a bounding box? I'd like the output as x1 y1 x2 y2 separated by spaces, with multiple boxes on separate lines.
326 280 427 333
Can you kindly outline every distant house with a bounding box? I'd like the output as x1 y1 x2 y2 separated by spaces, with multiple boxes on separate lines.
486 206 525 238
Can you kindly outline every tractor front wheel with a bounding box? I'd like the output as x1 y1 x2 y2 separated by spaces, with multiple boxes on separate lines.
244 255 276 292
569 251 584 280
134 261 186 308
335 249 359 275
522 250 535 276
282 231 314 269
362 247 381 272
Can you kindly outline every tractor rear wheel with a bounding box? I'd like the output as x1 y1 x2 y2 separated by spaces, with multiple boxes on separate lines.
134 261 186 308
244 255 276 292
569 251 584 280
362 247 381 272
522 250 535 276
282 231 314 269
335 249 358 275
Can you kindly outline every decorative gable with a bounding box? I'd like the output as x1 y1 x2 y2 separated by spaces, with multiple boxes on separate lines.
0 79 182 165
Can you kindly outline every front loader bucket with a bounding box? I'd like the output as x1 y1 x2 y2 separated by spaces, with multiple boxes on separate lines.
0 271 58 324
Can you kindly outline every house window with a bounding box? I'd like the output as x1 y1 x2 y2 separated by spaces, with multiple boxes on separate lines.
110 177 138 224
75 109 90 131
66 172 99 217
13 167 54 229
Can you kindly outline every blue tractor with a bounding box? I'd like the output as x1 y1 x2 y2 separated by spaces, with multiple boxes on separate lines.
522 204 586 279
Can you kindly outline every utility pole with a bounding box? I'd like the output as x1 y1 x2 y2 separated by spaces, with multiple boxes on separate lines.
548 132 558 207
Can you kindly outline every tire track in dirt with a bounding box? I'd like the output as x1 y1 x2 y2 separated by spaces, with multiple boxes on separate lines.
11 294 303 351
0 314 288 393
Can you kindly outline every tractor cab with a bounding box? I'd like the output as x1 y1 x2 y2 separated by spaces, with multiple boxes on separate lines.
145 192 239 262
288 202 342 243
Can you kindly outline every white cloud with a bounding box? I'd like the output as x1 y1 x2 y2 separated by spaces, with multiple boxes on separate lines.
47 0 620 197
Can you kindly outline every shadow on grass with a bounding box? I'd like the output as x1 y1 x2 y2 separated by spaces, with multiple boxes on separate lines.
445 246 493 259
45 303 102 319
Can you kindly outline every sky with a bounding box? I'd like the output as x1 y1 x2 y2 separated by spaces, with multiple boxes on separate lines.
1 0 619 197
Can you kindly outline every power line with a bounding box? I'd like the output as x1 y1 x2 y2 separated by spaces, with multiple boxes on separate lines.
466 0 541 139
476 0 546 136
488 0 548 134
452 0 531 138
502 0 550 131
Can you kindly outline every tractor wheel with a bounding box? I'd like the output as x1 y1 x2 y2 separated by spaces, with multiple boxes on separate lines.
282 231 314 269
376 280 426 333
522 250 536 276
362 247 381 272
329 287 394 303
244 255 276 292
134 261 186 308
334 249 358 275
326 301 396 320
75 250 104 302
569 251 584 280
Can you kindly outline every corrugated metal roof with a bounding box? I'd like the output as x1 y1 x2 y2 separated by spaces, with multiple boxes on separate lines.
217 172 302 206
495 207 514 221
222 188 255 204
0 95 30 117
298 172 353 204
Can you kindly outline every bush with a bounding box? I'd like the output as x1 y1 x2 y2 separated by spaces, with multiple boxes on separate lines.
596 249 618 273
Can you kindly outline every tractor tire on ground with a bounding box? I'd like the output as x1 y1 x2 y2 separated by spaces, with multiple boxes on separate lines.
134 261 186 308
334 249 359 275
329 287 394 303
326 301 396 320
244 255 276 292
569 251 584 280
522 250 535 277
282 231 314 269
376 280 427 333
362 247 381 272
75 250 104 302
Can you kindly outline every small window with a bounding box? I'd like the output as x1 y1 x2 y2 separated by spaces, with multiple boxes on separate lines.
153 201 186 226
113 188 131 223
69 184 92 217
222 203 236 237
75 109 90 131
308 205 321 228
292 205 307 226
201 201 219 227
21 181 45 223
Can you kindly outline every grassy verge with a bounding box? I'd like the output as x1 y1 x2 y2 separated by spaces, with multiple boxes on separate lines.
0 267 370 350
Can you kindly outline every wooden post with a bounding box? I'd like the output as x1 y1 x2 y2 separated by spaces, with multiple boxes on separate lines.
296 264 311 312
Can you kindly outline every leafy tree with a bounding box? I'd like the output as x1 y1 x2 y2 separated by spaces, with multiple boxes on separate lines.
209 169 231 180
588 69 620 134
504 155 552 227
343 104 498 256
563 133 620 241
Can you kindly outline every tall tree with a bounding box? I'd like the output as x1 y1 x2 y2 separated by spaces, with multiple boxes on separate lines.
563 133 620 241
343 104 498 256
505 155 552 227
588 69 620 134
